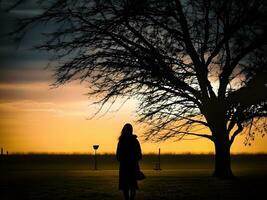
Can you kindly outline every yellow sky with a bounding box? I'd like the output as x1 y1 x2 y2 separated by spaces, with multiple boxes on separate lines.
0 78 267 154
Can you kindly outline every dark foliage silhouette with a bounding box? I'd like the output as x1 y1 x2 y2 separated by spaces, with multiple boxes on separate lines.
9 0 267 178
116 123 142 200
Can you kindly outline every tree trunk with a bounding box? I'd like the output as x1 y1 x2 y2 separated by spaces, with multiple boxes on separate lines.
213 136 233 178
204 102 234 178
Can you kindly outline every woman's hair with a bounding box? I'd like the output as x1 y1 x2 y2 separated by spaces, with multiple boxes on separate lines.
119 123 133 140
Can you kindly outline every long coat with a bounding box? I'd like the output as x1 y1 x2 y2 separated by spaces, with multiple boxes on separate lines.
116 135 142 190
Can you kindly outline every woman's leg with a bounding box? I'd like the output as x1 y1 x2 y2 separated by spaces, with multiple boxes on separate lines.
123 189 129 200
130 189 136 200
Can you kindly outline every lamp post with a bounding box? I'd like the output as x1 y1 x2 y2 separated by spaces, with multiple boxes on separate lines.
93 145 99 170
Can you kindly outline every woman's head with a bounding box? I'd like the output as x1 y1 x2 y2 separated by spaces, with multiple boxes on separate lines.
119 123 133 140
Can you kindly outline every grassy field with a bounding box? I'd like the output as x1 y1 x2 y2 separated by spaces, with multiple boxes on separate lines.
1 154 267 200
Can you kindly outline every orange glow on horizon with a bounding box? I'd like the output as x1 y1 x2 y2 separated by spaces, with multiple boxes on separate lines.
0 81 267 154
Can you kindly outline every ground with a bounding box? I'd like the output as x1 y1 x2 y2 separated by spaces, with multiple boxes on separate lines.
1 154 267 200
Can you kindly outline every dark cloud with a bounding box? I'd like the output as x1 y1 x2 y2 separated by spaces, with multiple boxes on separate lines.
0 62 52 83
0 81 88 103
0 0 53 66
0 88 30 101
0 1 87 104
0 0 56 92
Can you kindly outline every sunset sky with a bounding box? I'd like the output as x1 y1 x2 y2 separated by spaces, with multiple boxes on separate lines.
0 1 266 154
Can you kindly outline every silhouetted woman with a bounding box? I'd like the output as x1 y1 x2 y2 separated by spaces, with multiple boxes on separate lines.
116 123 142 200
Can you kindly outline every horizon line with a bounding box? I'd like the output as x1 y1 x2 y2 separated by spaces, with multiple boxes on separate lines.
3 151 267 155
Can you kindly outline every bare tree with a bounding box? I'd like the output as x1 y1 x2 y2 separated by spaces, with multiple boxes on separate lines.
11 0 267 178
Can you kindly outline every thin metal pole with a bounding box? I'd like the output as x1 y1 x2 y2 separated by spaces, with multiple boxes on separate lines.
158 148 161 170
94 149 97 170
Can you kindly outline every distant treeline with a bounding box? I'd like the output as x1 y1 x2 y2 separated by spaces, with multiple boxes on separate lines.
1 153 267 171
